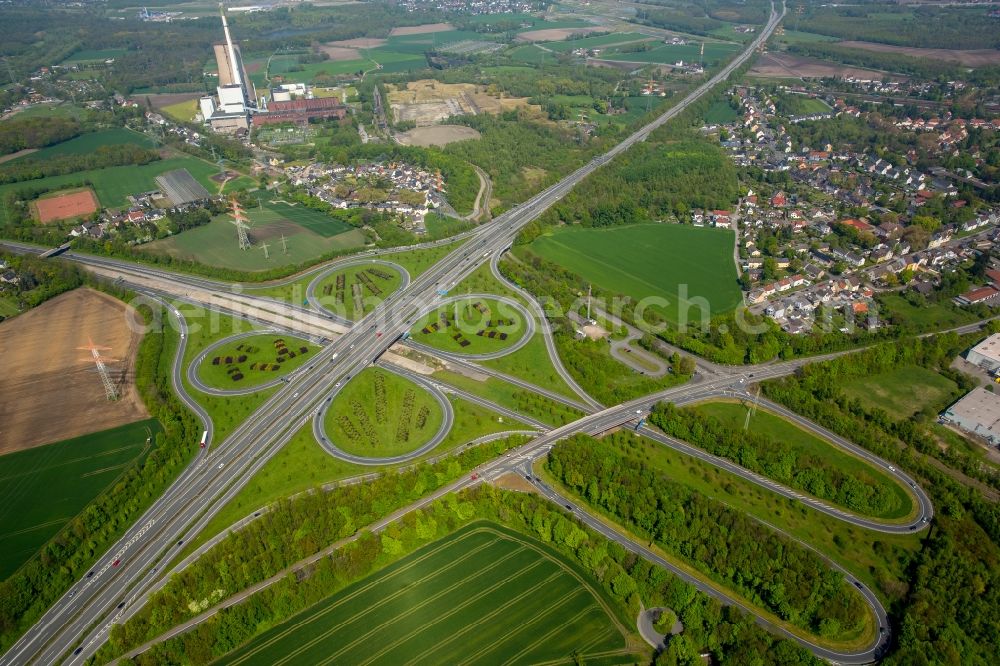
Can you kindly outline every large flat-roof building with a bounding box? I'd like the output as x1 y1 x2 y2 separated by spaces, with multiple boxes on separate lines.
966 333 1000 373
941 387 1000 446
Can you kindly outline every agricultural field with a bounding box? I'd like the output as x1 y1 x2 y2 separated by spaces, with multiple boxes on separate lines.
60 48 126 64
0 419 160 579
528 223 742 327
4 128 155 163
323 368 444 458
839 365 959 420
196 334 320 390
313 263 403 321
541 32 656 53
748 53 893 82
694 400 914 519
160 98 199 123
601 41 739 66
143 200 365 272
0 288 149 454
411 297 527 356
213 523 634 666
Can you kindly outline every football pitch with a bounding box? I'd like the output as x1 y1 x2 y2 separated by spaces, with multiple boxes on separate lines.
215 523 635 666
529 223 743 326
0 419 160 578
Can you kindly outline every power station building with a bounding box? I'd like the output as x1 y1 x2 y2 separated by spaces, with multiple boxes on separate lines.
200 4 258 133
200 5 347 134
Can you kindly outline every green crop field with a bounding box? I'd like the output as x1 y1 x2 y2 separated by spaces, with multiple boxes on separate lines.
196 334 320 390
143 200 365 272
695 401 914 519
324 368 444 457
214 523 633 666
543 32 655 53
0 419 160 578
313 263 403 321
7 128 155 163
161 99 199 123
839 365 958 420
603 41 739 65
61 48 126 64
529 224 742 326
411 296 527 356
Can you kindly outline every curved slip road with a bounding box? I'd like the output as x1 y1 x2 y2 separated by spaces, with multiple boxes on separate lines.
311 363 455 465
402 293 535 361
8 7 892 665
185 329 325 397
305 258 411 324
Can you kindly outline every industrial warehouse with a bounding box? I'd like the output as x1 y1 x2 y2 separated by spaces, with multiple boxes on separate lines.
199 5 348 133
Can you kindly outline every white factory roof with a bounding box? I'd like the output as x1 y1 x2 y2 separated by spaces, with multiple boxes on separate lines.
943 387 1000 439
969 333 1000 365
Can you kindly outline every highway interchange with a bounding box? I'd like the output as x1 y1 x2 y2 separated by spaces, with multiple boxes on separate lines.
0 4 943 663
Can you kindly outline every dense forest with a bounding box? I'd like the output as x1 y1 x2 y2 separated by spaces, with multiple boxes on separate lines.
521 134 738 239
648 402 905 517
547 433 869 638
794 5 1000 50
0 144 160 185
0 117 81 156
761 336 1000 664
445 112 606 211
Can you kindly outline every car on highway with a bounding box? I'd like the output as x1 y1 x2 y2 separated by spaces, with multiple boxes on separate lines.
376 331 382 338
74 648 82 656
86 571 94 578
470 473 479 480
218 463 224 469
112 559 120 567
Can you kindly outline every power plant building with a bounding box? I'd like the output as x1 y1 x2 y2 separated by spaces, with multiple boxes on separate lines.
202 5 347 134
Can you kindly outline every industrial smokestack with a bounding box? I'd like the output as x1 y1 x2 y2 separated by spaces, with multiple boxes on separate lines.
220 3 242 88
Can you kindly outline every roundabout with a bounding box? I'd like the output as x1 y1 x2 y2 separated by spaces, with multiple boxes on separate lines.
407 294 533 360
313 366 453 465
188 332 323 396
306 259 409 323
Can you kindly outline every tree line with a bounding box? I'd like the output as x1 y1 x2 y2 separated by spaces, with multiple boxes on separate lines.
648 402 905 518
0 117 81 157
546 432 869 639
759 335 1000 664
0 252 84 317
93 435 531 662
0 144 160 185
100 484 823 666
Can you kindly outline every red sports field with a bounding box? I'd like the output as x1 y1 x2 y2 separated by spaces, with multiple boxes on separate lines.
35 189 99 223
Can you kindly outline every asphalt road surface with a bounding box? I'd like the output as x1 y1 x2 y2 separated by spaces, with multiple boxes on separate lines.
7 7 930 665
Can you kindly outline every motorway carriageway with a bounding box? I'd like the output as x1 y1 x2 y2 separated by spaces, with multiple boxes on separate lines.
0 6 919 665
